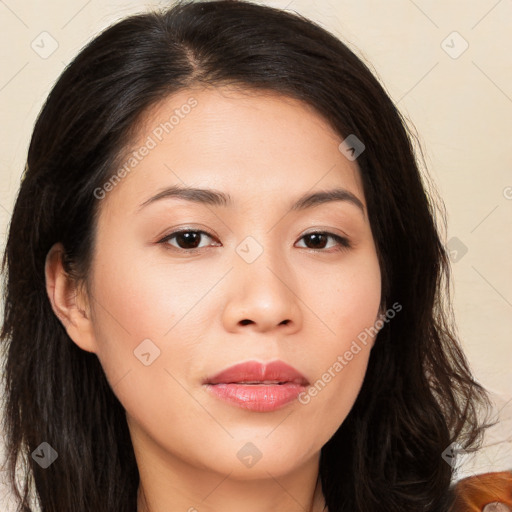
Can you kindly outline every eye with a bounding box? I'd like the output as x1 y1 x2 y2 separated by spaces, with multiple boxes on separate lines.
157 229 351 253
158 229 219 251
295 231 351 252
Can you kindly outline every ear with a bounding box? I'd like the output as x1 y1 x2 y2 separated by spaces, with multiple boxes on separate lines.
45 242 98 353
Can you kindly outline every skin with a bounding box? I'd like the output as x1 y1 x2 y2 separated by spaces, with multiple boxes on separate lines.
45 86 382 512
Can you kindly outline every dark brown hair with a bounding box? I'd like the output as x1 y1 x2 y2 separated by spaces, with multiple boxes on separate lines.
1 1 491 511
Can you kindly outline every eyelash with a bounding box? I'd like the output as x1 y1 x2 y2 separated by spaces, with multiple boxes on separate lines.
157 229 352 253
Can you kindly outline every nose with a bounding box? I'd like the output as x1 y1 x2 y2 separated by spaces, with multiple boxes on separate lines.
221 241 303 334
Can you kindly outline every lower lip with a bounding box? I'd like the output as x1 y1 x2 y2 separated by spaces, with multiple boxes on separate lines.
205 383 307 412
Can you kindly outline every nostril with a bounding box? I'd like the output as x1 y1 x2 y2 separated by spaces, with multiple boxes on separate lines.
240 319 253 325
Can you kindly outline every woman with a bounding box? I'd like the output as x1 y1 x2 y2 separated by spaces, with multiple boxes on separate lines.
0 1 493 511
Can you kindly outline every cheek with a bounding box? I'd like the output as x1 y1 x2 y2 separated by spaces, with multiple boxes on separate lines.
296 249 381 432
299 346 369 448
304 247 382 339
89 236 209 342
86 234 226 404
85 240 178 384
86 255 200 428
338 264 381 335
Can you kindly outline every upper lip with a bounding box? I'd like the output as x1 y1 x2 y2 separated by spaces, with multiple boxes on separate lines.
204 360 309 386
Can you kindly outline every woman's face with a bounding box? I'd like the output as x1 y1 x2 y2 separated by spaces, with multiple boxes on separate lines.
73 86 381 478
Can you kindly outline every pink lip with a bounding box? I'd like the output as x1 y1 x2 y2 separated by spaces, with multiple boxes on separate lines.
203 360 309 412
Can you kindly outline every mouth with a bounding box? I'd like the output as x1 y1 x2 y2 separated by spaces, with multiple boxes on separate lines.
204 359 309 386
226 381 290 385
203 360 309 412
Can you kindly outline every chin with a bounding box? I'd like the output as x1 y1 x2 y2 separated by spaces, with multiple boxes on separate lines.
196 434 319 480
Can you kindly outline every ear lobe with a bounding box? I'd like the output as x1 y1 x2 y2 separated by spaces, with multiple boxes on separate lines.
44 242 97 354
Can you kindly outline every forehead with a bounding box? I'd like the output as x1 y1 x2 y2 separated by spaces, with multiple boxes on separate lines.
99 86 366 216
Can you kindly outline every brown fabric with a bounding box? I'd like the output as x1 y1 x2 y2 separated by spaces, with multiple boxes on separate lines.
451 471 512 511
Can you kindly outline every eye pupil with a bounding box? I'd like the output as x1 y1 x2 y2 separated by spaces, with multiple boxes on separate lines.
177 231 201 249
306 233 327 249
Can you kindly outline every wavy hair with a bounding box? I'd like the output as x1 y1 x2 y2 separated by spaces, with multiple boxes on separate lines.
1 1 491 511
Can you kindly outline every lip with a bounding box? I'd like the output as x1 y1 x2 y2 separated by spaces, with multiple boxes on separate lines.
203 360 309 412
204 360 309 386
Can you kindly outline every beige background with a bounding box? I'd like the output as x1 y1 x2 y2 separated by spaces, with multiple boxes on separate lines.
1 0 511 509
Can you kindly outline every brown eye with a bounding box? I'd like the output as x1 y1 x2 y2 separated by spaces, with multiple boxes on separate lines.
296 232 351 252
159 230 217 250
303 233 328 249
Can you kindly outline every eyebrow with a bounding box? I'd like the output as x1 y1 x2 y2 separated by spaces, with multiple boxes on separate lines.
137 184 365 216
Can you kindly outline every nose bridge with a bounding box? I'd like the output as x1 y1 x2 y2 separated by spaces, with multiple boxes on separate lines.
222 232 302 331
238 233 289 293
235 231 289 287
